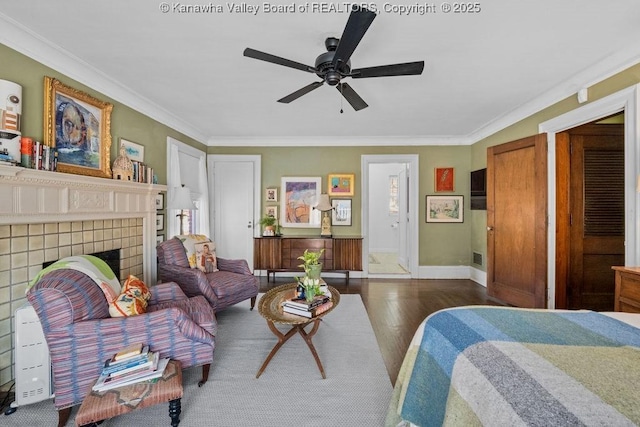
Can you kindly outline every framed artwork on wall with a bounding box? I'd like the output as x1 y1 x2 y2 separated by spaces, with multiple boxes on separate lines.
265 205 278 219
328 173 355 196
120 138 144 162
434 167 454 192
280 177 322 228
156 214 165 231
426 195 463 223
265 188 278 202
43 77 113 178
155 193 164 210
156 234 165 245
331 199 352 226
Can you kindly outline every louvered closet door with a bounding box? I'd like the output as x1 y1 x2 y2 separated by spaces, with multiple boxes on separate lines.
568 125 624 311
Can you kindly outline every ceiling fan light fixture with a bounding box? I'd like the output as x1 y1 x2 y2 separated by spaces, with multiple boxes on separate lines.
325 70 341 86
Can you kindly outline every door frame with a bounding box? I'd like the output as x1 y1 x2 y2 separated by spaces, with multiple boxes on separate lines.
362 154 419 278
207 154 262 265
539 84 640 308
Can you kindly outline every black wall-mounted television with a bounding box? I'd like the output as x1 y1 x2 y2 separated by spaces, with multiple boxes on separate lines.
470 168 486 210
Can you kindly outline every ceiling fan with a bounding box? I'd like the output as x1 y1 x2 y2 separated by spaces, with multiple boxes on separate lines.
243 6 424 111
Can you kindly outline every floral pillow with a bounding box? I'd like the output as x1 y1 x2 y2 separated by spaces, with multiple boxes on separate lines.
195 241 218 273
176 234 212 268
109 275 151 317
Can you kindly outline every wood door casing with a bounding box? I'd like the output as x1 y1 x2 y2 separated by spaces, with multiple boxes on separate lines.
487 134 547 308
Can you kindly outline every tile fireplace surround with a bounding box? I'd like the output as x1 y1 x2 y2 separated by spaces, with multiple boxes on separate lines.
0 164 166 388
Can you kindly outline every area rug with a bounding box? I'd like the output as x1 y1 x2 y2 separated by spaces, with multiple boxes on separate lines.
3 294 392 426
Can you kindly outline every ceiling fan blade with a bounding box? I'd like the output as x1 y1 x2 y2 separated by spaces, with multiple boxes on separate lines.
278 81 324 103
351 61 425 78
243 48 315 73
332 7 376 69
337 82 368 111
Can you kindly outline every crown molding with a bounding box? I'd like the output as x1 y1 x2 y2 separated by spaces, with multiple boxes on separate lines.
0 12 208 144
207 135 474 147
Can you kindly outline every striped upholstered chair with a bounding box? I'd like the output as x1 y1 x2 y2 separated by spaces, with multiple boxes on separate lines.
27 268 216 427
157 237 259 312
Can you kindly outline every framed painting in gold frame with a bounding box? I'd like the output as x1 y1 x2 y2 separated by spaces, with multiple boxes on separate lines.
43 77 113 178
327 173 355 196
434 167 454 192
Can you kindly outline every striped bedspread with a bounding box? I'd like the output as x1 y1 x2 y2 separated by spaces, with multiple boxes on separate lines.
386 306 640 427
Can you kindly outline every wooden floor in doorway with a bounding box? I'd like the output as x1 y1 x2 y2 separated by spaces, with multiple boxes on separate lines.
259 277 504 386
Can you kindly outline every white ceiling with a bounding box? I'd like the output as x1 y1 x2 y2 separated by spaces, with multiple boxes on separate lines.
1 0 640 146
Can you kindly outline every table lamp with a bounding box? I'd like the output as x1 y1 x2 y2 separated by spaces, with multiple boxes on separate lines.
167 185 197 235
314 194 334 237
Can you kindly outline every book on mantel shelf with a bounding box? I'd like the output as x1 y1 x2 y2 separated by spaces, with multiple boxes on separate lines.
282 300 333 318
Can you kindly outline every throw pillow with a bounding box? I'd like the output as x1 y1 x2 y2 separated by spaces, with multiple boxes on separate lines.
175 234 212 268
109 293 147 317
195 241 218 273
108 275 151 317
122 275 151 301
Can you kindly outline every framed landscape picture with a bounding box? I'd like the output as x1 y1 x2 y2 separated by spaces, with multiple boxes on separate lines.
43 77 113 178
120 138 144 162
280 177 322 228
426 195 463 223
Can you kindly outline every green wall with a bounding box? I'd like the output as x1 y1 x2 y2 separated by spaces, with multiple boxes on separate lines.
0 43 205 185
210 145 473 267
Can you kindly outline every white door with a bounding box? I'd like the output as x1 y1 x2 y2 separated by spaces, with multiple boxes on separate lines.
397 166 409 270
208 155 261 267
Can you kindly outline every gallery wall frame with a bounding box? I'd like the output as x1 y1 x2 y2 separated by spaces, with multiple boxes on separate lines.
280 177 322 228
434 167 454 192
155 193 164 210
328 173 355 196
43 76 113 178
120 138 144 162
156 214 165 231
331 198 352 226
426 195 464 223
265 205 278 218
265 187 278 202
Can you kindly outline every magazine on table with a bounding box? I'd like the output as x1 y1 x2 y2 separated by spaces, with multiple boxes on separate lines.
93 354 168 392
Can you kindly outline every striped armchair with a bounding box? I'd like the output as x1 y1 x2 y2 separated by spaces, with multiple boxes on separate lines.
26 269 216 427
157 237 259 312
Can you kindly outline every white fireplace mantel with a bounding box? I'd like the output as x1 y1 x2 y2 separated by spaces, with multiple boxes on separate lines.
0 164 166 283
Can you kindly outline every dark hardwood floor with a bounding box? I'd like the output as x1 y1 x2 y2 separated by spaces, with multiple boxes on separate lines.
259 277 504 386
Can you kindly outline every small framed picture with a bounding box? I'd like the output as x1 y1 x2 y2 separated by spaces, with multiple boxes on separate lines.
156 234 165 245
328 173 355 196
331 199 352 226
265 205 278 219
120 138 145 162
156 214 165 231
265 188 278 202
434 167 454 192
155 193 164 210
426 195 463 223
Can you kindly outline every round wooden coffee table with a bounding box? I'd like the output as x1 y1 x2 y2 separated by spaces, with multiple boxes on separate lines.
256 283 340 379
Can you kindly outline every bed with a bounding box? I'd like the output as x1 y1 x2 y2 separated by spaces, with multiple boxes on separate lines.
385 306 640 426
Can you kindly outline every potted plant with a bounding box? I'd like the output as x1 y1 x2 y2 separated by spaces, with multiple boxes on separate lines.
297 249 324 280
259 214 277 236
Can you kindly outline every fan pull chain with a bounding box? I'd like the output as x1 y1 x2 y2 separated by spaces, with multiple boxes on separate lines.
340 84 344 114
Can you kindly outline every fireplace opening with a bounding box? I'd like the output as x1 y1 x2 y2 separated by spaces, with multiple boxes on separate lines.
43 249 121 279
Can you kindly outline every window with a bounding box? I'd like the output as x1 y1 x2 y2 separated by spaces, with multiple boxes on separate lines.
389 175 399 215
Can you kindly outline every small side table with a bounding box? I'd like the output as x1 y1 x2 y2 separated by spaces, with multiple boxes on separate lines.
75 359 183 427
256 283 340 379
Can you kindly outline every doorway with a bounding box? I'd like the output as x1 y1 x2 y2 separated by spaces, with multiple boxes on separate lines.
362 154 419 278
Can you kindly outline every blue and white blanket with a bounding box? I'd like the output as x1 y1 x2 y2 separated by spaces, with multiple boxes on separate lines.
386 306 640 426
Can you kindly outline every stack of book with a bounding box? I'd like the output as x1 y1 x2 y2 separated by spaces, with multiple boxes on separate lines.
282 294 332 318
92 343 169 392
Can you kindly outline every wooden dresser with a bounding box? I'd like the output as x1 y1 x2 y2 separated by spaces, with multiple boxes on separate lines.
611 266 640 313
254 236 362 283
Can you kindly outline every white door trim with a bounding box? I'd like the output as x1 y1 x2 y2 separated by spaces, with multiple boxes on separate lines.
362 154 419 278
539 84 640 309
